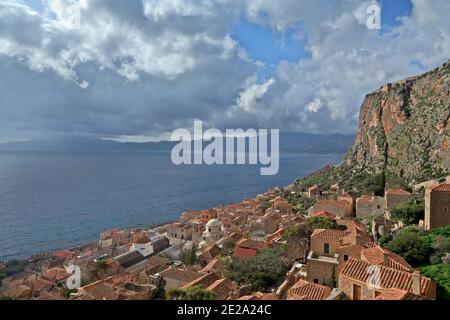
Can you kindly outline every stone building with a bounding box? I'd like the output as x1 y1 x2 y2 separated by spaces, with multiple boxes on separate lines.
306 229 351 284
424 184 450 230
356 195 385 219
310 200 353 218
199 219 225 249
384 189 417 210
338 258 436 300
166 223 192 245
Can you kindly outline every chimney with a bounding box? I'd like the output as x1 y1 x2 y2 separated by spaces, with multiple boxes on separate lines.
411 271 422 296
383 251 389 266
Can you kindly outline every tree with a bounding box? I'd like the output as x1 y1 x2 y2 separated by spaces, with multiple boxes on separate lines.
90 260 108 280
391 199 425 225
225 248 288 291
323 266 337 288
149 276 166 300
430 237 450 265
166 286 215 300
180 245 197 266
306 217 347 231
222 241 235 256
386 231 433 266
283 224 312 242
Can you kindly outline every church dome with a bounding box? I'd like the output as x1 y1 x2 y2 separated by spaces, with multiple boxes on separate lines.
206 219 222 228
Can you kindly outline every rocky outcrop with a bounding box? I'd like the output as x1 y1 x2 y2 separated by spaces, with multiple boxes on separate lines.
339 60 450 186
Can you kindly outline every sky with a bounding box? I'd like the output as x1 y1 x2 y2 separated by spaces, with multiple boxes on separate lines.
0 0 449 143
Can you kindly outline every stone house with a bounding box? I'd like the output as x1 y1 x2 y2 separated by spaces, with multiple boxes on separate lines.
311 200 353 218
288 279 332 300
158 268 204 290
384 189 418 210
262 211 282 235
356 195 385 219
424 184 450 230
338 258 436 300
166 223 193 245
306 229 351 284
272 197 293 214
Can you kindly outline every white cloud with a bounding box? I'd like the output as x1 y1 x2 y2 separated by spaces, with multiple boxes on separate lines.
0 0 449 140
306 98 322 113
236 78 275 113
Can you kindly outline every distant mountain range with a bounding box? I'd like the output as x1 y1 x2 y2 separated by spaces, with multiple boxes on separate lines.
0 132 355 154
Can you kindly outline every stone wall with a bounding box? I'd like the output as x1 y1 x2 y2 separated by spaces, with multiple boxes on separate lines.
425 188 450 230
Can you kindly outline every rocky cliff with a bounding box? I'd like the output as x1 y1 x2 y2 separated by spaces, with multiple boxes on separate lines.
296 61 450 192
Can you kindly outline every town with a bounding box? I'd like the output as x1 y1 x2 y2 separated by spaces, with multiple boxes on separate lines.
1 174 449 301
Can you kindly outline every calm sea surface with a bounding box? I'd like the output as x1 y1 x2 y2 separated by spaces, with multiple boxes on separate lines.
0 151 342 260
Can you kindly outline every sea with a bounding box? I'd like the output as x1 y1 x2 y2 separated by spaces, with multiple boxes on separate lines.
0 151 342 261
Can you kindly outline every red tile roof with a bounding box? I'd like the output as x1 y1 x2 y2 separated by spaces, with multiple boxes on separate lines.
361 246 413 272
288 279 332 300
235 238 266 250
233 247 258 258
181 272 220 290
432 184 450 192
42 267 71 282
52 250 76 259
375 288 431 300
206 278 239 300
339 258 432 296
311 229 351 240
159 268 204 283
313 211 336 218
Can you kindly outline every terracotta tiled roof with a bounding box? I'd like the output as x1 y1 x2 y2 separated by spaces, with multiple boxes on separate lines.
182 272 220 290
159 268 204 283
201 257 225 275
84 283 120 300
375 288 431 300
311 229 351 240
238 292 279 300
288 279 332 300
198 244 222 262
432 184 450 192
42 267 71 282
52 250 76 259
313 211 336 218
235 238 266 250
206 278 239 300
339 258 432 296
148 256 171 267
31 278 54 291
361 246 413 272
266 228 284 242
233 247 258 258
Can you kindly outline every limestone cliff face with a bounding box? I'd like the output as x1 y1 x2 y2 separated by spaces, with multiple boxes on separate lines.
339 61 450 185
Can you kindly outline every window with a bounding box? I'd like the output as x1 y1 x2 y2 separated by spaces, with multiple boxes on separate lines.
344 255 349 261
313 279 319 284
324 243 330 254
377 205 381 209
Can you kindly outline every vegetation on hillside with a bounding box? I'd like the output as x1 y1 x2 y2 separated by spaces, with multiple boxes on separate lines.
383 225 450 299
306 217 347 231
225 248 288 292
166 286 215 300
390 198 425 225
